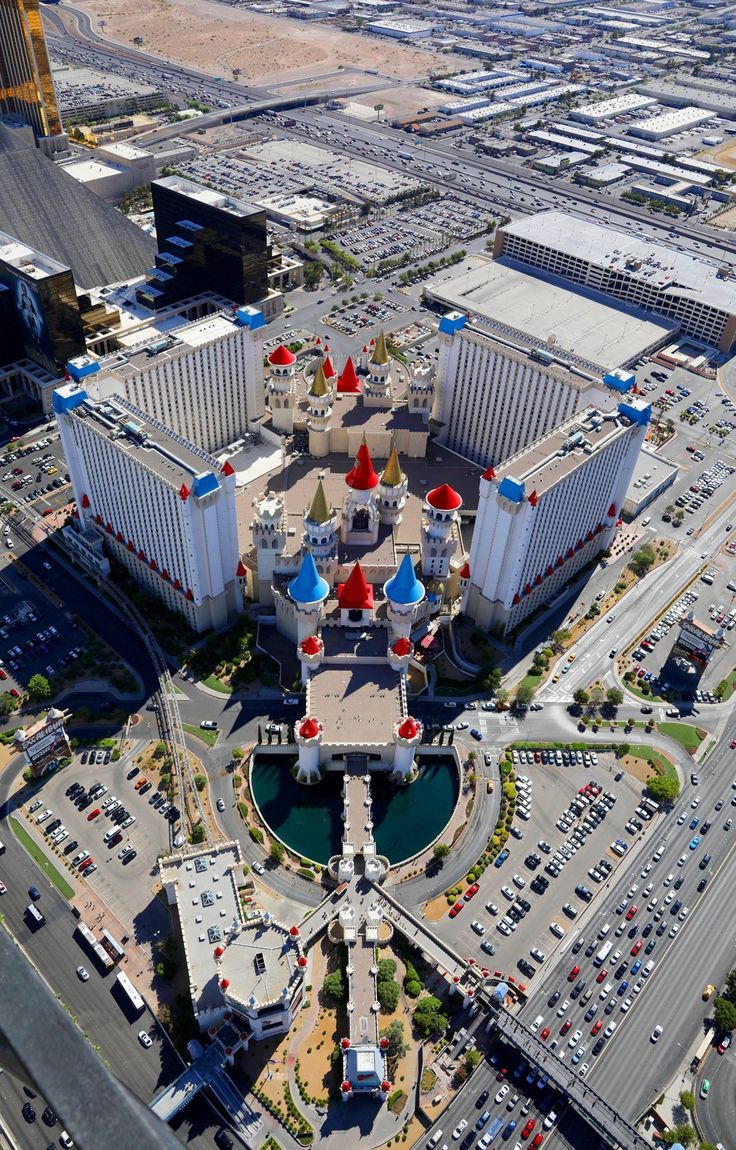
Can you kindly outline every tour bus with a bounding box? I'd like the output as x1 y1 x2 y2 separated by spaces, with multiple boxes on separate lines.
593 939 613 968
26 903 45 927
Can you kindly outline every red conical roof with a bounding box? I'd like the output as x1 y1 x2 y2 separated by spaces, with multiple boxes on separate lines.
482 466 495 481
236 560 247 577
427 483 462 511
459 562 470 579
301 635 321 655
392 636 412 657
322 354 336 378
338 562 374 610
299 717 320 739
398 717 418 739
268 344 296 366
179 483 190 501
81 493 90 508
337 355 361 394
346 442 379 490
222 460 235 477
528 489 538 507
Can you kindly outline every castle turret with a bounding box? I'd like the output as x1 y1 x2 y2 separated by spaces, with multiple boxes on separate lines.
392 715 421 779
267 344 297 434
384 553 425 640
307 362 333 457
378 444 408 527
408 358 435 417
337 355 361 395
287 551 330 642
298 633 324 684
341 436 380 546
387 634 413 673
337 561 374 627
363 331 392 409
303 480 339 585
251 495 286 602
421 483 462 580
295 715 323 783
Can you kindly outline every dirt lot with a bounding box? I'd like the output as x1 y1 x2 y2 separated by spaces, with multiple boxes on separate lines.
66 0 452 84
710 204 736 232
703 140 736 171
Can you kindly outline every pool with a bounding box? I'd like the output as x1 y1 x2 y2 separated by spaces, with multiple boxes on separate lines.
250 753 459 866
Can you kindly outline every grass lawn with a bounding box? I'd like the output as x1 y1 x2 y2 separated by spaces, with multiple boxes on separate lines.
517 670 544 694
10 817 74 899
201 675 231 695
716 666 736 701
183 722 219 747
656 722 705 755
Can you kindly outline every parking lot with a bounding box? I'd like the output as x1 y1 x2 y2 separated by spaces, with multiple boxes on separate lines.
23 751 175 923
434 750 643 986
333 195 490 269
325 294 408 337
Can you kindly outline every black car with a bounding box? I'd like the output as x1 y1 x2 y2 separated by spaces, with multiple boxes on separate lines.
476 1090 490 1109
28 886 41 901
671 899 683 916
701 821 711 835
699 854 711 870
604 1000 616 1016
592 1037 606 1056
614 963 628 980
524 853 541 870
628 925 639 939
518 959 536 978
572 938 584 955
80 751 88 764
585 942 596 958
42 1107 56 1127
22 1102 36 1123
122 850 137 866
531 877 547 895
570 979 585 1000
139 782 152 795
575 884 592 903
63 840 79 856
642 923 653 938
697 877 708 892
508 906 522 923
214 1131 234 1150
518 897 532 913
656 923 667 936
127 766 139 780
65 782 80 797
674 876 684 890
548 990 561 1008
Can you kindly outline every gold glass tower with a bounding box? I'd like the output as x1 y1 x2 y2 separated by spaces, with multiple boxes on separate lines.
0 0 63 139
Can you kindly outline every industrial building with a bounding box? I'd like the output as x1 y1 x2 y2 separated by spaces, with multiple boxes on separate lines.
463 400 650 636
628 106 714 140
61 142 156 203
54 382 242 632
571 93 657 123
493 212 736 353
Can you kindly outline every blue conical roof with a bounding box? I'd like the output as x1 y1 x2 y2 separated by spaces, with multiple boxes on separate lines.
384 554 424 605
289 551 329 604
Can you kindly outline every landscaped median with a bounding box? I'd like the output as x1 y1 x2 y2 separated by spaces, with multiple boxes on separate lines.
182 722 219 748
10 816 74 899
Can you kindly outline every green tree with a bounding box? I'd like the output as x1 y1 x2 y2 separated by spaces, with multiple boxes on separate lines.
269 840 285 864
0 694 14 718
631 544 656 576
190 824 206 844
231 747 244 762
380 1019 408 1064
323 969 346 1004
550 629 570 651
194 774 207 792
433 843 450 863
303 262 324 290
413 995 449 1038
515 683 535 707
616 743 630 760
661 1125 696 1147
606 687 624 707
465 1048 482 1072
377 978 400 1012
482 665 502 693
679 1089 695 1114
713 996 736 1032
573 688 590 707
723 969 736 1002
27 673 51 700
645 774 680 804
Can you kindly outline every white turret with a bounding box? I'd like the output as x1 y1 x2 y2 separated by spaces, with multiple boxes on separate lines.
251 495 286 602
421 483 462 580
303 480 339 585
266 344 297 434
377 445 408 527
363 331 392 409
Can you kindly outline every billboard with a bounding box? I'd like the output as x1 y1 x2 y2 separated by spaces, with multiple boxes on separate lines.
673 617 721 669
0 261 85 374
15 712 71 772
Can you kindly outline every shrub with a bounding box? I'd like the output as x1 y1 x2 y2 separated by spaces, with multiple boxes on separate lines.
249 826 264 844
194 775 207 792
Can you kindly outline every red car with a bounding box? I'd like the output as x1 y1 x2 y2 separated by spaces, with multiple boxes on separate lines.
87 808 101 821
79 857 94 871
591 1020 603 1035
718 1034 732 1055
464 883 480 901
560 1019 572 1035
448 901 463 918
0 670 6 681
540 1027 550 1042
496 1067 507 1081
631 940 643 956
9 689 19 698
521 1119 536 1140
567 965 580 982
731 740 736 750
532 1134 544 1148
625 905 638 921
596 969 607 983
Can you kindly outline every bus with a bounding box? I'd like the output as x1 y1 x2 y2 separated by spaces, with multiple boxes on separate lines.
115 971 144 1017
26 903 45 927
75 921 114 972
100 928 125 965
594 940 612 968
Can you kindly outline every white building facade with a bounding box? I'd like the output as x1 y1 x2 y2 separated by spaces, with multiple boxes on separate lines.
464 400 650 636
66 306 265 455
53 382 241 632
433 314 611 469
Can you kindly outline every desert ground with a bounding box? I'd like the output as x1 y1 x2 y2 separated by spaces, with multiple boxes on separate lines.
63 0 462 86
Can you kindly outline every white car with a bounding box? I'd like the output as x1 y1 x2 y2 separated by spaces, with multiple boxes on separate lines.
578 1062 589 1079
501 885 515 901
36 808 52 824
252 861 265 875
651 1025 663 1044
512 873 526 890
452 1119 468 1139
216 797 226 812
471 920 485 935
568 1029 582 1048
138 1030 153 1049
495 1084 509 1104
76 966 89 981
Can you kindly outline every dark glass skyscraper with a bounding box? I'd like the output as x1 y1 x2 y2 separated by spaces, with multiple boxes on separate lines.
0 231 85 373
138 176 270 310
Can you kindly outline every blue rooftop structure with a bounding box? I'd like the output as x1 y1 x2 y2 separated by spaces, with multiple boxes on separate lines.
192 472 220 498
384 554 425 605
498 476 525 503
289 552 329 604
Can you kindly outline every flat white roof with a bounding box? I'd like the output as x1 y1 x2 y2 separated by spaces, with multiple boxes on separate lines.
628 106 713 135
571 93 656 119
501 211 736 313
